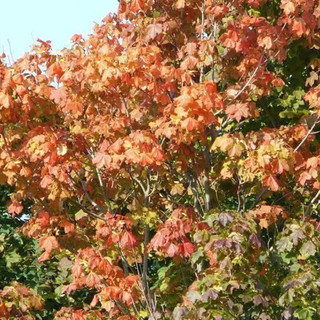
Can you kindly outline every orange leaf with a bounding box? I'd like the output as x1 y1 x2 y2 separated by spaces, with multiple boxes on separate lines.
262 174 280 191
39 236 59 253
8 201 23 216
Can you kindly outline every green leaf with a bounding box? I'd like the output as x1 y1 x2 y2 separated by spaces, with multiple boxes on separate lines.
299 241 316 260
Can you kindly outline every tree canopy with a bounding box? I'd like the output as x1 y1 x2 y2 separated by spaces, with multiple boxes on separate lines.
0 0 320 319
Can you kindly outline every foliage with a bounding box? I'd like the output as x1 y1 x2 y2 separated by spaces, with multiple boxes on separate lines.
0 0 320 319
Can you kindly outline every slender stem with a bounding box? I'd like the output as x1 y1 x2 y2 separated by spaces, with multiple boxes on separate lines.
294 116 319 152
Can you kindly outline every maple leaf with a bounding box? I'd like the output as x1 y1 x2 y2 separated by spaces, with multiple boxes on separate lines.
0 92 13 109
167 243 179 257
50 87 67 104
306 71 319 87
39 236 59 252
8 201 23 216
180 56 198 70
130 0 145 12
72 261 83 278
221 29 238 49
226 103 250 122
181 242 195 257
146 23 163 40
150 232 166 250
259 36 273 50
40 175 52 189
291 19 306 38
92 152 112 169
281 0 295 15
37 211 50 227
121 291 133 306
47 62 64 80
228 143 244 158
104 286 122 300
64 101 84 118
262 174 280 191
120 231 137 248
181 118 199 131
86 272 101 288
60 220 75 234
171 183 185 196
298 171 312 185
71 34 83 42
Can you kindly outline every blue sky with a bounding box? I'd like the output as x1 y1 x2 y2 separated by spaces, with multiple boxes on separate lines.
0 0 118 61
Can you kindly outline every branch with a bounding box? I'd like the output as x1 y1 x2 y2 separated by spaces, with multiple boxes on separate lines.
69 199 108 222
305 189 320 216
186 170 204 215
73 171 107 214
228 52 266 106
95 167 114 215
294 116 319 152
203 142 212 212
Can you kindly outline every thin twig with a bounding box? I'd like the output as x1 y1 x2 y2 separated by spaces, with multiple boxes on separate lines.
294 116 320 152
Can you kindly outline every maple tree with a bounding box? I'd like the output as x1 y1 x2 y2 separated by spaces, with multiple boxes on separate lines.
0 0 320 319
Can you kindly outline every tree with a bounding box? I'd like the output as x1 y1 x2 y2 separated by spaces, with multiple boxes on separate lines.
0 0 320 319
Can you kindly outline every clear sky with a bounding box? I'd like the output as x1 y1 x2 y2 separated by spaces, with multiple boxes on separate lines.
0 0 119 61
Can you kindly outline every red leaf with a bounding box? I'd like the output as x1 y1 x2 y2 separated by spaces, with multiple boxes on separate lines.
181 242 195 257
150 232 166 250
226 103 250 122
38 251 50 263
167 243 179 257
120 231 137 248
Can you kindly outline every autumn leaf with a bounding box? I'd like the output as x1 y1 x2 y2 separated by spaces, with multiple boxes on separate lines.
0 92 13 109
262 174 280 191
39 236 59 254
8 201 23 216
171 183 185 196
130 0 145 12
146 23 163 40
281 0 295 15
175 0 185 9
120 231 137 248
226 103 250 122
180 56 198 70
86 272 101 288
50 87 67 104
167 243 179 257
64 101 84 117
